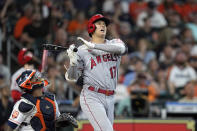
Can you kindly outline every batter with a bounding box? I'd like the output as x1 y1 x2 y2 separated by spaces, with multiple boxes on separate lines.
65 14 127 131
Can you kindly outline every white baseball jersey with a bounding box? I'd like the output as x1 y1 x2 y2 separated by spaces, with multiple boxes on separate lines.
77 39 126 131
77 39 122 90
8 96 60 130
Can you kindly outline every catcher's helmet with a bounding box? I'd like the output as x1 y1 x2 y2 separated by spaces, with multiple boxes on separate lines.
87 14 110 36
16 69 49 92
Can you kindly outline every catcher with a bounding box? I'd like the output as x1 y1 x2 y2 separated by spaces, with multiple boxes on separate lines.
7 69 78 131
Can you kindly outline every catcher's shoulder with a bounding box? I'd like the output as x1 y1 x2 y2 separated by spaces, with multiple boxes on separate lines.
43 92 55 100
17 98 35 113
18 101 34 113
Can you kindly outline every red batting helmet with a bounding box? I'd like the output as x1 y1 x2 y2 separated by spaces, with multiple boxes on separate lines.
87 14 110 36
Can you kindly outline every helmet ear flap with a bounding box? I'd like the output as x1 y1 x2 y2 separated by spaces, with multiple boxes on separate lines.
89 23 96 34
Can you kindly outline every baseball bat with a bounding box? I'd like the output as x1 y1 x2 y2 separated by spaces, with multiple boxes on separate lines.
41 49 48 73
42 44 78 52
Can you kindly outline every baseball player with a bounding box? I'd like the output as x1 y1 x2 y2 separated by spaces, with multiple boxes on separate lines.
65 14 127 131
7 69 78 131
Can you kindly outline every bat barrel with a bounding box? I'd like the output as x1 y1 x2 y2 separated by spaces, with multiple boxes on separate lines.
43 44 78 52
42 44 68 51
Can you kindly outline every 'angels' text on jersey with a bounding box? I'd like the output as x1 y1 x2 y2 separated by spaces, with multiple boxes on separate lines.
90 53 119 69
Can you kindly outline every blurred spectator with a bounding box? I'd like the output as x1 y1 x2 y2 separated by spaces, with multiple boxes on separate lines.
56 52 72 100
54 24 68 47
155 68 169 99
73 0 91 10
56 52 70 79
126 34 136 54
137 1 167 28
157 0 182 18
67 11 88 35
115 66 129 104
104 12 120 39
179 81 197 102
181 28 195 43
61 0 76 20
102 0 114 14
0 52 10 84
180 0 197 22
181 39 193 57
45 64 59 93
129 0 147 22
115 94 132 117
136 17 153 40
0 0 13 19
11 48 40 103
128 72 159 103
167 11 183 35
189 45 197 72
167 51 197 100
129 38 156 64
123 57 145 87
159 44 175 68
158 11 183 47
21 11 50 53
120 54 131 74
31 0 50 19
13 3 33 39
186 12 197 42
147 59 159 79
46 53 56 66
118 21 132 40
0 79 13 131
1 0 17 38
117 72 159 117
168 35 182 49
87 0 101 17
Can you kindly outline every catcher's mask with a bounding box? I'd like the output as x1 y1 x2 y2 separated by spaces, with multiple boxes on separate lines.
87 14 110 37
16 69 49 92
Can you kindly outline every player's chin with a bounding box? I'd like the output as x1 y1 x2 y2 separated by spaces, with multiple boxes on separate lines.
99 32 106 37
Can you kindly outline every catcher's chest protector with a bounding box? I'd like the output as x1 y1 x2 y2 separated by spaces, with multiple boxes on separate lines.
23 93 56 131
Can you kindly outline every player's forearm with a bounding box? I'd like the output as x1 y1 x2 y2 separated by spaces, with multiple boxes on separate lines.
94 44 127 55
65 66 79 82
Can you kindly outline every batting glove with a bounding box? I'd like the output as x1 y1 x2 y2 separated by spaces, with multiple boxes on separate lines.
67 44 78 66
77 37 95 49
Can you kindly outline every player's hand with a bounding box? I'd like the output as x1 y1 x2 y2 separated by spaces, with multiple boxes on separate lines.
77 37 95 49
67 44 78 66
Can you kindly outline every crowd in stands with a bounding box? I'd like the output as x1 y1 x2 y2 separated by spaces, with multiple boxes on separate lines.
0 0 197 130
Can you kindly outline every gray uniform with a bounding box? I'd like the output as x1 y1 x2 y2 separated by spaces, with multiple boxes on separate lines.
68 39 126 131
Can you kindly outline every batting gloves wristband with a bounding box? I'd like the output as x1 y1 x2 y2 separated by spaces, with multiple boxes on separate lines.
67 44 78 66
77 37 95 49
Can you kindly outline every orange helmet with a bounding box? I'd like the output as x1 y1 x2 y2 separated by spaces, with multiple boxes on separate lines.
16 69 49 92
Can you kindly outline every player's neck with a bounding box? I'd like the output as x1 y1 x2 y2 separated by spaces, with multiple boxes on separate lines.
91 37 105 44
32 88 43 97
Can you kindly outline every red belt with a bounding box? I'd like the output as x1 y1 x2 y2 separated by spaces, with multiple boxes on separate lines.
88 86 115 96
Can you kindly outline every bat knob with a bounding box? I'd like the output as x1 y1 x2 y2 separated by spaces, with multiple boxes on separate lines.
73 48 78 52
